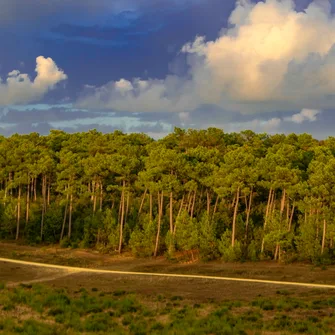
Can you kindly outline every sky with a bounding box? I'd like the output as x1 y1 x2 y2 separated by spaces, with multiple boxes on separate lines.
0 0 335 139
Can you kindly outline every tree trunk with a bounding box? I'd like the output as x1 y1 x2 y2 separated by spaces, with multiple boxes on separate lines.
280 189 286 221
34 177 37 202
190 191 196 219
261 188 273 253
26 180 30 226
30 178 33 200
316 209 320 239
138 188 147 214
177 195 185 218
93 181 97 213
274 189 286 261
4 179 7 205
169 191 173 233
99 182 103 210
187 191 192 213
9 172 13 197
288 203 295 231
15 185 21 240
60 193 68 243
118 193 122 224
245 188 253 241
47 179 50 207
206 191 211 215
154 191 164 257
321 218 327 254
118 180 126 254
175 195 184 235
41 175 47 240
90 181 94 201
232 187 240 247
68 192 73 239
270 190 276 217
149 192 153 222
125 189 130 224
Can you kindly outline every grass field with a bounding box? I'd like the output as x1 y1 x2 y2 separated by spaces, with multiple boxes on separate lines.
1 282 335 335
1 242 335 334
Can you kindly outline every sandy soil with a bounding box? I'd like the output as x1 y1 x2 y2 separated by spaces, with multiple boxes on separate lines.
1 241 335 302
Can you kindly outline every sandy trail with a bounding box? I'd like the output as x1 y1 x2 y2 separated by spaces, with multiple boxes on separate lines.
1 257 335 290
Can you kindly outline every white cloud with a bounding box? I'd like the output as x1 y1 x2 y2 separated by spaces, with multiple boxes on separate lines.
223 108 321 134
226 108 321 133
0 56 67 106
216 117 282 133
284 108 321 123
77 0 335 114
115 79 134 94
49 115 172 134
263 117 282 131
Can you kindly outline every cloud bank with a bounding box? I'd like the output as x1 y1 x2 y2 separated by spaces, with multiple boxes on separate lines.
0 56 67 106
206 108 322 134
77 0 335 114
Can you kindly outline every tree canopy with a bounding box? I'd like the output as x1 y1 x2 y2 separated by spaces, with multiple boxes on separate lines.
0 128 334 264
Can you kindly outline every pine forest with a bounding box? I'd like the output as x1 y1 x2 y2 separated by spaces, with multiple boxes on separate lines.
0 128 334 265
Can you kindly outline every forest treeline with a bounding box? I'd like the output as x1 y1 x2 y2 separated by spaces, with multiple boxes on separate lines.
0 128 335 264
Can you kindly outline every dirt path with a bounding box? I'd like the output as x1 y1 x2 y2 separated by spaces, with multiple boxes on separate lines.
3 242 335 284
2 257 335 290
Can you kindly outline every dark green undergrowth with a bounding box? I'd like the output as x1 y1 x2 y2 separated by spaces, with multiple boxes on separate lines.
0 284 335 334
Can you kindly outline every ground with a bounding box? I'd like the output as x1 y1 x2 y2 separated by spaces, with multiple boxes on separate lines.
1 242 335 334
0 241 335 302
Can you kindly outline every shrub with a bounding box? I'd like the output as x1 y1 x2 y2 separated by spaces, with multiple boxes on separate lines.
218 231 242 262
197 213 219 261
129 215 156 257
59 237 71 248
174 210 199 254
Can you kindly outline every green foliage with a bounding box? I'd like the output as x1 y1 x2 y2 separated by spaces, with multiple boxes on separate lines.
296 214 322 263
197 213 219 261
59 237 71 248
1 129 335 263
175 210 199 252
0 283 328 335
0 201 16 238
165 230 176 258
263 210 295 258
129 215 156 257
247 240 260 261
40 204 64 243
218 231 242 262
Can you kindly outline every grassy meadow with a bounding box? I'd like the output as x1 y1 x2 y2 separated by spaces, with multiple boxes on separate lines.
1 282 335 335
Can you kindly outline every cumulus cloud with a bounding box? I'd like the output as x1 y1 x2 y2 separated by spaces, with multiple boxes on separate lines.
77 0 335 115
284 108 321 123
0 56 67 106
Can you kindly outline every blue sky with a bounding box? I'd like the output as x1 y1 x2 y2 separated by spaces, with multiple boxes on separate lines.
0 0 334 138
